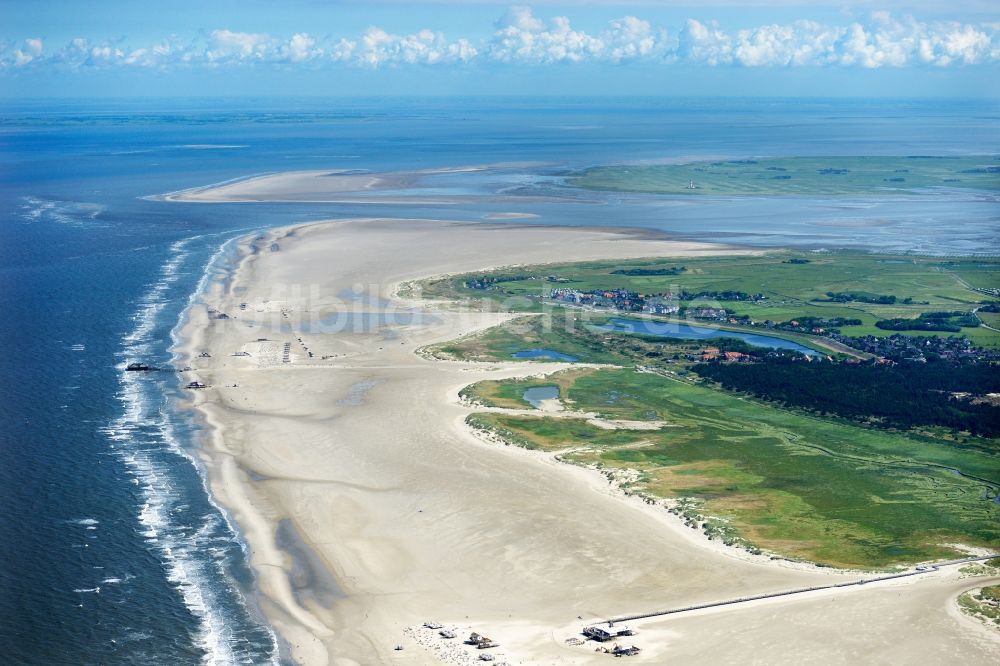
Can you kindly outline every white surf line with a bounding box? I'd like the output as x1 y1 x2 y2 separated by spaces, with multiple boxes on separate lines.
108 230 281 666
168 230 282 665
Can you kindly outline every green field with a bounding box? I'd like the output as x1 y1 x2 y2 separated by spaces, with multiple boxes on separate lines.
422 251 1000 348
568 156 1000 196
466 368 1000 569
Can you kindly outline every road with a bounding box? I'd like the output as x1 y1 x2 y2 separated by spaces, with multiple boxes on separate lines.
601 554 998 626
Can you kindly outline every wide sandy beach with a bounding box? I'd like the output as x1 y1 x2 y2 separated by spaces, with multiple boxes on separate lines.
177 218 999 665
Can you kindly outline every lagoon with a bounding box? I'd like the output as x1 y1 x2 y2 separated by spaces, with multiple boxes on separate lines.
600 318 821 355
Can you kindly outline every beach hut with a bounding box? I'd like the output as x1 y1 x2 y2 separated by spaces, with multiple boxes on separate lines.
583 625 633 642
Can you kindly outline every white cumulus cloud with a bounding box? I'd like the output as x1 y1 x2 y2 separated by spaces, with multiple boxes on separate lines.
2 9 998 72
605 16 662 62
331 27 477 67
12 37 43 66
730 21 841 67
497 6 545 33
489 7 666 64
676 19 733 66
673 13 999 68
206 29 272 63
283 33 319 63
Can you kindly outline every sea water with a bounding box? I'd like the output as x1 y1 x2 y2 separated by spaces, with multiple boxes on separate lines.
1 97 997 664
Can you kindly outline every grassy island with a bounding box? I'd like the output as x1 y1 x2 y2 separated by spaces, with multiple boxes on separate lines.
568 156 1000 196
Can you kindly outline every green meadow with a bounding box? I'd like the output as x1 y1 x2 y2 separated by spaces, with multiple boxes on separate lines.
422 251 1000 348
568 156 1000 196
465 368 1000 569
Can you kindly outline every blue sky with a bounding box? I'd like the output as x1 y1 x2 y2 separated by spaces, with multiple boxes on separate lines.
2 1 998 97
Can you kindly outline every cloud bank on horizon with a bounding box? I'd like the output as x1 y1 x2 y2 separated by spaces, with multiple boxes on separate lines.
3 6 999 73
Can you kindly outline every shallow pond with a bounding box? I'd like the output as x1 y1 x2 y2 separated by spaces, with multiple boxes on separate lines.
523 385 559 409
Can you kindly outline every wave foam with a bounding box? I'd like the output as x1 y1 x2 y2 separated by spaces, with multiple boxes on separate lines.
70 518 100 526
20 196 108 228
103 233 278 665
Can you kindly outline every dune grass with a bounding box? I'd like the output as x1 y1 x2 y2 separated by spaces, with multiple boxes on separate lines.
466 368 1000 569
958 585 1000 629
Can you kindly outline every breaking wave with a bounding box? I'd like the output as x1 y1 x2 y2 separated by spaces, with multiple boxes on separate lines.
102 234 278 665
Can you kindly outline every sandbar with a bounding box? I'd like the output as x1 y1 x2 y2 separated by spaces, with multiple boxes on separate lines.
165 170 400 202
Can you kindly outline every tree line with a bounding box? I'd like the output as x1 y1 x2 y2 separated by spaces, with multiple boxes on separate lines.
692 358 1000 438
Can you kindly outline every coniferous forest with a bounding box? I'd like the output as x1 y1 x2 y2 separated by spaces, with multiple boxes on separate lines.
693 358 1000 438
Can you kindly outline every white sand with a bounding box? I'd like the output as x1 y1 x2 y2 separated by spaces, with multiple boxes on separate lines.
164 165 501 203
166 170 396 202
178 219 999 665
161 166 570 206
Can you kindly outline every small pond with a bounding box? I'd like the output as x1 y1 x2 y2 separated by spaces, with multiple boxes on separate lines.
523 385 559 409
